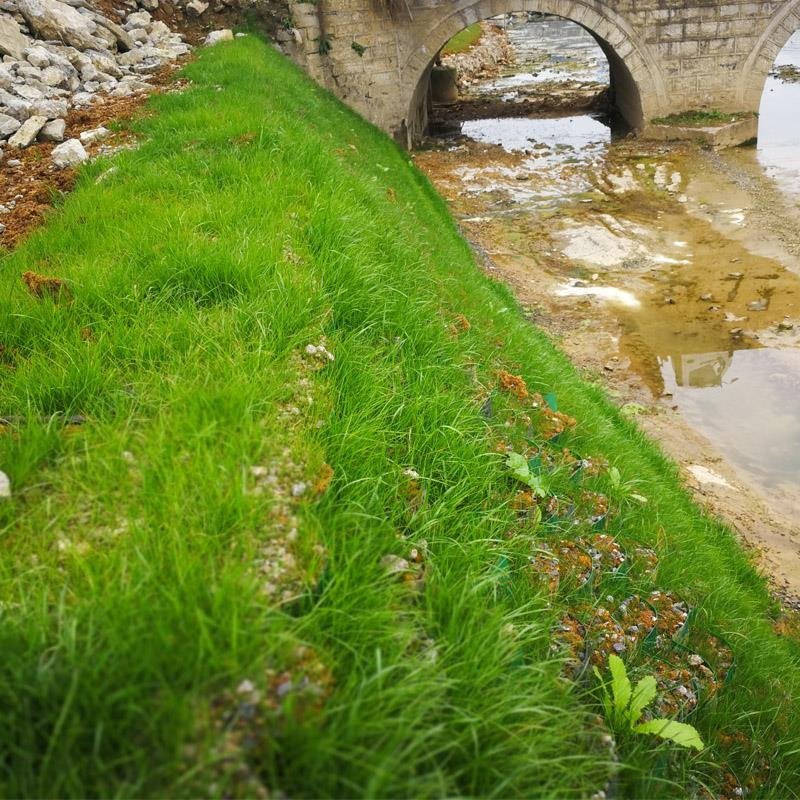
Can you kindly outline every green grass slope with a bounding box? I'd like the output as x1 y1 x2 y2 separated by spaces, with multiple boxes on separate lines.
1 36 799 798
442 23 483 55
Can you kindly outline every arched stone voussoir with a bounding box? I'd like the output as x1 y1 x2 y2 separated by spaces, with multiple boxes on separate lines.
737 0 800 105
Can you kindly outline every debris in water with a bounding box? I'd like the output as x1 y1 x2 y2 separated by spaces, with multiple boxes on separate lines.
555 282 640 309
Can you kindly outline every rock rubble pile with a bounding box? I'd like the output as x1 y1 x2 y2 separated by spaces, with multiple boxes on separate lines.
0 0 191 164
441 22 515 89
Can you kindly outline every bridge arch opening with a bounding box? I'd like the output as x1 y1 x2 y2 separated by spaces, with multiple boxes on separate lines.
400 1 665 146
754 30 800 198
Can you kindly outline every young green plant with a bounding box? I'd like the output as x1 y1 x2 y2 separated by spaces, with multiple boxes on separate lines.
594 655 704 751
506 451 549 497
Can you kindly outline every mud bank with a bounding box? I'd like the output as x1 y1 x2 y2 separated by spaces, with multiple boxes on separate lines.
429 87 609 127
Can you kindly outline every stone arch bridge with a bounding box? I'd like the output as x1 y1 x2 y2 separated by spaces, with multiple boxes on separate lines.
280 0 800 146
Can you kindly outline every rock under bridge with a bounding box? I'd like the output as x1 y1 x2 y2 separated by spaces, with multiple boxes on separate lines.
280 0 800 146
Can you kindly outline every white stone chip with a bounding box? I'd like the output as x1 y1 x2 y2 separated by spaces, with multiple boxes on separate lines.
0 470 10 499
79 125 110 144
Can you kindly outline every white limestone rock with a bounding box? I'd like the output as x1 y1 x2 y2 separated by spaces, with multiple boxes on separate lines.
16 63 45 82
79 61 99 81
41 64 68 86
118 75 149 91
71 90 94 105
79 125 108 143
128 27 148 43
164 41 189 57
0 112 22 137
8 113 46 147
204 29 233 46
123 10 150 30
148 20 171 42
31 97 68 118
109 82 132 96
87 49 122 78
0 14 31 60
51 136 86 167
39 116 65 141
38 44 74 69
117 47 145 66
13 83 44 100
90 15 135 52
16 0 103 51
25 44 51 68
0 88 33 119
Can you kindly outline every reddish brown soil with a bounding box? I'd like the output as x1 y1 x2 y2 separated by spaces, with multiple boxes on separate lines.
0 65 183 249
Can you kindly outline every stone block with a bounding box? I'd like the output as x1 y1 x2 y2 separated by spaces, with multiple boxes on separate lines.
644 115 758 148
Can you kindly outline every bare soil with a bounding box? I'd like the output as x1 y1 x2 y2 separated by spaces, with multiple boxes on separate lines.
429 85 609 125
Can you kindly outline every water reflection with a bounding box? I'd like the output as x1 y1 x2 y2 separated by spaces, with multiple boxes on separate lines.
661 348 800 488
666 351 733 389
426 15 800 502
459 114 610 153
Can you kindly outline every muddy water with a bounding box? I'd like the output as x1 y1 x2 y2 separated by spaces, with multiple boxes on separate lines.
418 17 800 593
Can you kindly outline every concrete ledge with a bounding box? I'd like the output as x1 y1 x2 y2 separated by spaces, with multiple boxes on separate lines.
643 116 758 149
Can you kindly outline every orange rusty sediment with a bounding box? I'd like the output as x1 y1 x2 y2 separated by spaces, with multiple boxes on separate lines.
496 369 530 400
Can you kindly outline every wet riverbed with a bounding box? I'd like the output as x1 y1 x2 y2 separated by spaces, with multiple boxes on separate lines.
475 16 608 98
418 17 800 589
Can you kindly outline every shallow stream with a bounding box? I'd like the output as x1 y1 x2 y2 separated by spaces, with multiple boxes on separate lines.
418 18 800 585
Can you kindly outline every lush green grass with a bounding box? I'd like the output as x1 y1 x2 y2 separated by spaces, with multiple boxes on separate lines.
441 23 483 55
1 35 799 799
